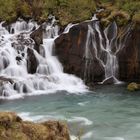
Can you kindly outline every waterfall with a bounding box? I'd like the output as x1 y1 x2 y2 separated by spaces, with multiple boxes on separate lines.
0 18 87 99
103 22 119 83
83 16 131 84
0 15 131 98
10 18 38 34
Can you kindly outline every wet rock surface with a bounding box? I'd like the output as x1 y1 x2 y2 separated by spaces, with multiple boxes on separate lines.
118 27 140 82
0 77 14 96
27 48 38 74
12 33 34 51
0 76 14 84
55 19 140 84
30 26 43 53
55 21 105 84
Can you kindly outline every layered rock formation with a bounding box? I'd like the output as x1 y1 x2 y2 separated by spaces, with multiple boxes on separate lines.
118 26 140 82
55 19 135 84
56 22 89 82
0 112 70 140
55 21 105 84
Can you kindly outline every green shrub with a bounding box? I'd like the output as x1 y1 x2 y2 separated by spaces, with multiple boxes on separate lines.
0 0 20 22
0 0 140 25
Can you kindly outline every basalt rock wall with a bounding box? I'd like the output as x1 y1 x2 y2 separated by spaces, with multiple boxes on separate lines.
118 26 140 82
55 20 140 83
55 21 105 84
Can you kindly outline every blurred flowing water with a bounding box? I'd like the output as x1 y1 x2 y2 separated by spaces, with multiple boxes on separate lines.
1 85 140 140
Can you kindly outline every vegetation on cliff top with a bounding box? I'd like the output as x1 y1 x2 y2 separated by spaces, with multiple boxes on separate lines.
99 0 140 26
0 0 140 26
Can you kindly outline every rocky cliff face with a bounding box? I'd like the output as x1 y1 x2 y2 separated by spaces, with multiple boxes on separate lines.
0 14 140 91
118 26 140 82
55 21 105 84
55 19 137 84
0 112 70 140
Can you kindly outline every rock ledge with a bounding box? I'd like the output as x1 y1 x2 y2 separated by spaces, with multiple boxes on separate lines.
0 112 70 140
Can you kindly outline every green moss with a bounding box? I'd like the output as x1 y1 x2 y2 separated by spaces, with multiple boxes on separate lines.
0 0 96 25
133 12 140 23
20 1 32 18
0 0 140 26
98 0 140 26
127 82 139 91
48 0 96 25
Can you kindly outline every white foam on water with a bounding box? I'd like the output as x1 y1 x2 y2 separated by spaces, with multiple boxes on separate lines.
0 93 24 100
36 114 66 122
78 101 89 106
18 112 45 122
103 137 125 140
82 131 94 139
70 135 79 140
68 116 93 126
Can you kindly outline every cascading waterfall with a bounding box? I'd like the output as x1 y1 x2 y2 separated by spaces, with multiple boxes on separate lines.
62 15 129 84
10 18 38 34
103 22 118 82
0 17 87 99
83 16 130 84
0 14 131 99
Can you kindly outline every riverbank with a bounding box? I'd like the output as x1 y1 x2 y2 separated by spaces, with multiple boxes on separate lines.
0 112 70 140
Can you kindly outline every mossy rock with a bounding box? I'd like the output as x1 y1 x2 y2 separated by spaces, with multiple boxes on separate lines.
127 82 140 91
126 12 140 30
0 112 70 140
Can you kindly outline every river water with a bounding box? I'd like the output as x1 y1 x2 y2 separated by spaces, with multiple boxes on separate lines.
0 84 140 140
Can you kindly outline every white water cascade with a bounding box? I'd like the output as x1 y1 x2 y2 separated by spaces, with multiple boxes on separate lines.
0 18 87 99
103 22 119 83
83 16 130 84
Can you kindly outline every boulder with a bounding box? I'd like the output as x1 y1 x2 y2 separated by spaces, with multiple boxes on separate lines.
0 76 14 96
27 48 38 74
127 82 140 91
0 112 70 140
30 26 43 53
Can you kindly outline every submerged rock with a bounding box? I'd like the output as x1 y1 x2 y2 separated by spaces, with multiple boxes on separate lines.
127 82 140 91
0 112 70 140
